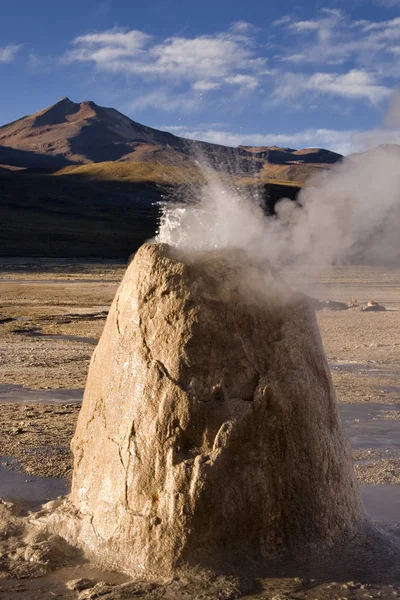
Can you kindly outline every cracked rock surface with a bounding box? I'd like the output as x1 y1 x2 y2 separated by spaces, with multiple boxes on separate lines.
44 243 367 579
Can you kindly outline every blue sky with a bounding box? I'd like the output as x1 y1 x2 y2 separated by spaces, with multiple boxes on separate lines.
1 0 400 154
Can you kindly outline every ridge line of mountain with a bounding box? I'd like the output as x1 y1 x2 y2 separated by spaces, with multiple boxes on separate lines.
0 97 343 176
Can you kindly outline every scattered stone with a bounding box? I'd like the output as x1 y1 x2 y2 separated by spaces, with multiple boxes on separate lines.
9 426 26 435
347 299 360 308
361 301 386 312
66 578 97 591
354 459 400 484
77 577 247 600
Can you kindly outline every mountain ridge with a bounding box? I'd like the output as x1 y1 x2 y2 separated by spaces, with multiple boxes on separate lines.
0 97 343 180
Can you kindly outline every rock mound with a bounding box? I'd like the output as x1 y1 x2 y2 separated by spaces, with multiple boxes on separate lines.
47 243 365 578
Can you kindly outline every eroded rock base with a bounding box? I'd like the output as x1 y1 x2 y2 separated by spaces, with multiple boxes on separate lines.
1 497 400 599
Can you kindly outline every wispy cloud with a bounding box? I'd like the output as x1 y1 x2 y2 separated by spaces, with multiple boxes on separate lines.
129 90 201 112
192 80 221 91
0 44 22 63
61 23 270 112
273 69 391 104
59 11 397 114
274 9 400 74
63 24 267 87
224 74 260 90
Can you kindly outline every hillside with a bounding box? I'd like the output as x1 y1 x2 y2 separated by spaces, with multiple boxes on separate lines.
0 97 345 257
0 164 301 258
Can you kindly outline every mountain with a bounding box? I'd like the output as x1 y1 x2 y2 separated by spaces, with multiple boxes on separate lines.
0 97 343 181
0 97 344 258
0 96 188 166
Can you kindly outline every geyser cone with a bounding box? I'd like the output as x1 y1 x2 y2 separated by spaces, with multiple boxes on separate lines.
67 243 365 576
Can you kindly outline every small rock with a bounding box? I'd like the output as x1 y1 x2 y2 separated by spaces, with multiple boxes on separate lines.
361 301 386 312
347 299 360 308
78 582 115 599
10 427 25 435
66 578 97 591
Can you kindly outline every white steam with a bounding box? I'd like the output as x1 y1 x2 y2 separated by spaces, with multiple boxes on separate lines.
157 174 265 253
157 146 400 267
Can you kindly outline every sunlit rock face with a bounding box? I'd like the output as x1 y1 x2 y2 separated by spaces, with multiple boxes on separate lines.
67 242 365 577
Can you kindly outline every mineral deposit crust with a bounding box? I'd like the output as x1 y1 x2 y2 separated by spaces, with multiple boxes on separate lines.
50 243 366 577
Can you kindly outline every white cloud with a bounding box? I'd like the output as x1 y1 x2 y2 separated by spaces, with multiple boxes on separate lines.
273 69 390 104
280 54 307 63
63 29 150 68
308 70 390 103
159 124 400 156
61 12 398 114
63 24 266 90
150 35 258 79
224 74 260 89
62 23 271 114
192 80 221 91
0 44 22 63
274 10 400 71
230 21 256 34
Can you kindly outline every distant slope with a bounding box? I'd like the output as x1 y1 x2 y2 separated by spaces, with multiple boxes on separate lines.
0 163 301 258
238 145 342 164
56 160 308 188
0 168 161 258
55 161 205 185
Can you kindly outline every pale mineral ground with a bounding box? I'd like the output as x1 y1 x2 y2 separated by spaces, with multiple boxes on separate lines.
0 258 399 599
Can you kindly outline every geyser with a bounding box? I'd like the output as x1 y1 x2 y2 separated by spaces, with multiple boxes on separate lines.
49 242 366 578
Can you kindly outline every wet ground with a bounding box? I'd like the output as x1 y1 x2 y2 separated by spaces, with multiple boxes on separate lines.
0 462 69 507
0 260 399 598
0 384 83 404
0 399 398 525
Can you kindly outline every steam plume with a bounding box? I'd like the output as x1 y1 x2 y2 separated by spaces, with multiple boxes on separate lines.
157 146 400 267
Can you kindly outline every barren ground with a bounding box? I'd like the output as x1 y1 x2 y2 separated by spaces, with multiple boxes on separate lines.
0 259 399 599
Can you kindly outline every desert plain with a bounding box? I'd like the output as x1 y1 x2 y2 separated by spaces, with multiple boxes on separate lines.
0 258 399 599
